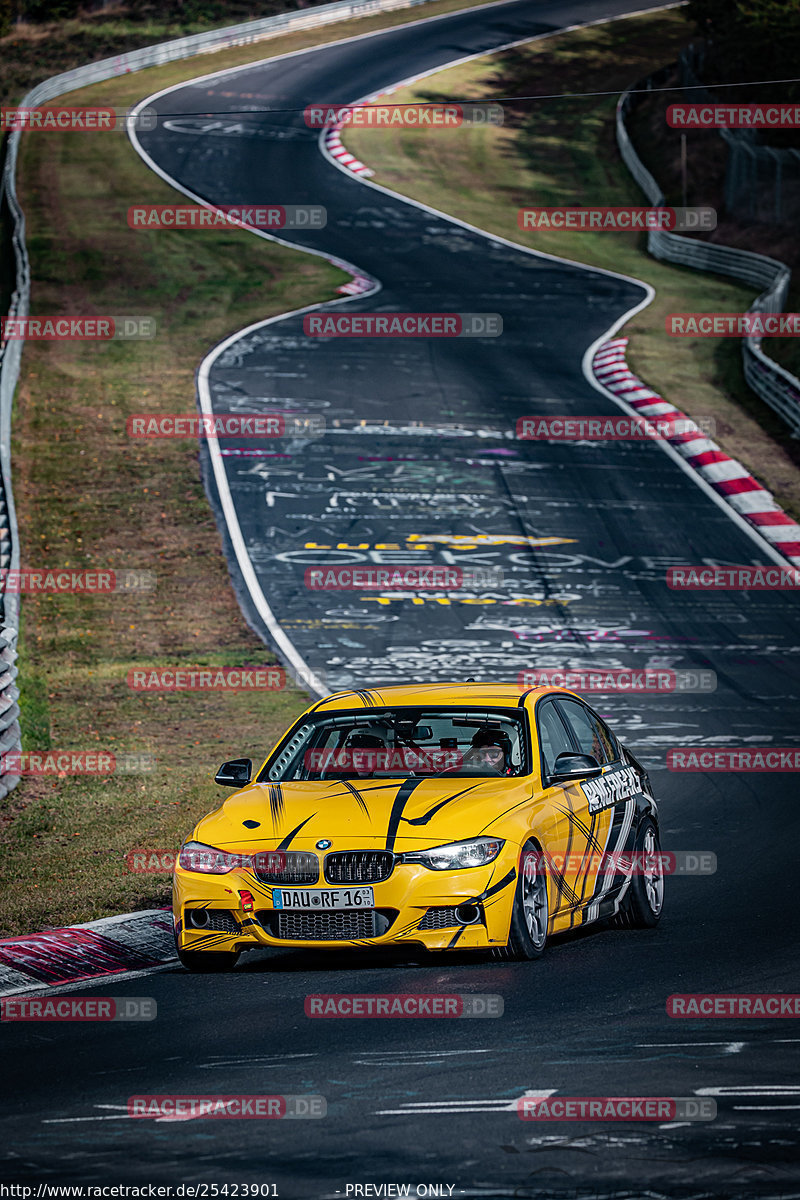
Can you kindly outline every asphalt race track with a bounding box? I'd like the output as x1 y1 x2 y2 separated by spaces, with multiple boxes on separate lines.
3 0 800 1194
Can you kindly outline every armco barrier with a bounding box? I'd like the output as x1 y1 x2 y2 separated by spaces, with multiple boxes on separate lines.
617 70 800 437
0 0 445 801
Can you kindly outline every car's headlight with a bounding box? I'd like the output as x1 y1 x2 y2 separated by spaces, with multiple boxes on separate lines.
178 841 244 874
401 837 505 871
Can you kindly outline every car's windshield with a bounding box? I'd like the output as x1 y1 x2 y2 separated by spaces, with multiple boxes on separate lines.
261 707 529 782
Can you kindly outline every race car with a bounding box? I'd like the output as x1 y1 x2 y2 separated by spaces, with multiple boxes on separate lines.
173 683 663 970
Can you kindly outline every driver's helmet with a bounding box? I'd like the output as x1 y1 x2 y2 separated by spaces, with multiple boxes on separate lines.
345 730 388 775
346 721 391 748
470 727 512 772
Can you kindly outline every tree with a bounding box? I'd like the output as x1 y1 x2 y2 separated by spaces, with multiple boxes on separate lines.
686 0 800 100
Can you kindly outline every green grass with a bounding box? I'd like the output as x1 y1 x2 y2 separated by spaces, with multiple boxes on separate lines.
346 9 800 519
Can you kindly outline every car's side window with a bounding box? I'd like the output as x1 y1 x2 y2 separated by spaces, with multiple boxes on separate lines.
556 699 614 765
593 713 621 763
536 701 577 780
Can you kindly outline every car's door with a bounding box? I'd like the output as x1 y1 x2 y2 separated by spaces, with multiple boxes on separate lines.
532 697 592 923
554 697 639 924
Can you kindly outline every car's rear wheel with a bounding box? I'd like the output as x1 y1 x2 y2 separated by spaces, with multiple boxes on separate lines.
615 817 664 928
497 839 549 960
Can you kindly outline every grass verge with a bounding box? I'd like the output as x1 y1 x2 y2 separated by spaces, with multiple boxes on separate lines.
345 7 800 520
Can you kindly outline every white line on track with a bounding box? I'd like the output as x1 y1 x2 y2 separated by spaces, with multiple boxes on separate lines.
376 1089 556 1114
638 1041 746 1053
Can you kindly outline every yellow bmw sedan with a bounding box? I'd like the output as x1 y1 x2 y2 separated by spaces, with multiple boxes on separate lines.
173 683 663 970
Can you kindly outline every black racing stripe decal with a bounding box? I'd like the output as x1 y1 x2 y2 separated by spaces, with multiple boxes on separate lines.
385 777 426 851
540 846 580 910
346 781 401 793
268 783 284 827
447 926 467 949
185 933 235 949
576 812 600 906
360 690 376 708
402 785 480 827
585 803 627 905
478 794 540 832
472 867 517 905
278 814 316 850
552 804 607 857
339 779 371 818
314 691 358 709
247 880 275 900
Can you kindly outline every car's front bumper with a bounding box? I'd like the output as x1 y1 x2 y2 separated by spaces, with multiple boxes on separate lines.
173 842 520 954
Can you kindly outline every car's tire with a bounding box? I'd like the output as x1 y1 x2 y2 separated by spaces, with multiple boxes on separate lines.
496 839 549 961
615 817 664 929
176 946 241 973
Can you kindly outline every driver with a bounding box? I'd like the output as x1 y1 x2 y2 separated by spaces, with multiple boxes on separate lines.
463 729 512 775
345 731 387 778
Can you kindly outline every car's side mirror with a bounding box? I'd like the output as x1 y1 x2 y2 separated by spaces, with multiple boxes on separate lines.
550 752 603 783
214 758 252 788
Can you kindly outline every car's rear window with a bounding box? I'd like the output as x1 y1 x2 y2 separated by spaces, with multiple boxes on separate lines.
260 707 529 782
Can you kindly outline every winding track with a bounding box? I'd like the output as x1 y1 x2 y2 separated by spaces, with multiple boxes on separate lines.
2 1 800 1193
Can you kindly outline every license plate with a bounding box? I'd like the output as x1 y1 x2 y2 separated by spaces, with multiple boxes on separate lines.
272 886 374 910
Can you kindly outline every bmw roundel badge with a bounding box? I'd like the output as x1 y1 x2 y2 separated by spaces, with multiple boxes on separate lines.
316 839 332 850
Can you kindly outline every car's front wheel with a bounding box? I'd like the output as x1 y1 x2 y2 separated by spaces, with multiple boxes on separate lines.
497 840 549 960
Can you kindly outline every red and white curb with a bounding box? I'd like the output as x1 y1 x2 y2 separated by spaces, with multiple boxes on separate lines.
323 125 374 178
336 272 374 296
592 338 800 567
0 909 175 996
323 108 381 298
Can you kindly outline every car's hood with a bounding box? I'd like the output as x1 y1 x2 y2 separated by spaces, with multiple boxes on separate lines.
194 776 530 852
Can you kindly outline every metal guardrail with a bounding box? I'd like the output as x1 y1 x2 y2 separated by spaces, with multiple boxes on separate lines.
0 0 442 800
616 71 800 437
